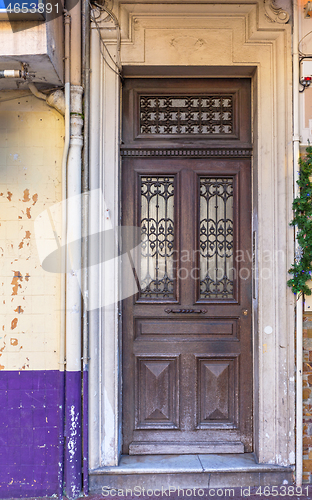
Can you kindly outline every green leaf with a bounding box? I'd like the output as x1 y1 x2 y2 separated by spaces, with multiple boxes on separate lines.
287 147 312 296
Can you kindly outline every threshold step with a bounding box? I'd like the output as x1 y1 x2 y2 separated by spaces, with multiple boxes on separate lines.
89 454 294 492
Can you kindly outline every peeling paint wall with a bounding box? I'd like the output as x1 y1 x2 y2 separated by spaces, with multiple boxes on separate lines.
0 93 63 371
0 93 64 498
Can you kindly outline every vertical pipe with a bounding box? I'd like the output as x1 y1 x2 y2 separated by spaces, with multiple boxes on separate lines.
58 12 71 500
64 98 83 498
82 0 90 493
296 295 303 487
64 0 83 496
67 0 81 85
293 0 303 487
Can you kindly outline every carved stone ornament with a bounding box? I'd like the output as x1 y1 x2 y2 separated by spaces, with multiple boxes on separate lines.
263 0 290 23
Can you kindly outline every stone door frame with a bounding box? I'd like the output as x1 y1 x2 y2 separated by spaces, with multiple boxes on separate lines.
88 0 295 470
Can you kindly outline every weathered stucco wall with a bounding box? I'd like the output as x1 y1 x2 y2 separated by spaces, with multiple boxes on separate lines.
0 93 63 497
0 93 62 371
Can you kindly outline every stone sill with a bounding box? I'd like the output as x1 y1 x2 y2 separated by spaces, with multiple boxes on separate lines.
90 453 294 475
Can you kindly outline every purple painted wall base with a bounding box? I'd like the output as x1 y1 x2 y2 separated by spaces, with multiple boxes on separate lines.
64 370 82 499
0 370 63 498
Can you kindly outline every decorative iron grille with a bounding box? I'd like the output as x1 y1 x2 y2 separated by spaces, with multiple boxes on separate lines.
140 176 175 299
140 96 233 135
199 177 234 299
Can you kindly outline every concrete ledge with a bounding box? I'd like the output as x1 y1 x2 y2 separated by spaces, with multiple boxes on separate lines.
89 454 294 491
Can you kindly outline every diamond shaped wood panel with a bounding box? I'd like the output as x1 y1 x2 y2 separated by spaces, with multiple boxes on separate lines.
197 357 239 429
135 356 179 429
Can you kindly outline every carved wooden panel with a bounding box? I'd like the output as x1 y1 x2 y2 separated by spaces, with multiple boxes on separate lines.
135 356 180 429
122 78 252 147
197 356 239 429
135 318 238 340
121 148 252 158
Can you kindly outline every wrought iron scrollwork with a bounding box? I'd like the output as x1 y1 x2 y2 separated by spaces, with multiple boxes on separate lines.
199 177 234 299
140 176 175 299
140 96 233 135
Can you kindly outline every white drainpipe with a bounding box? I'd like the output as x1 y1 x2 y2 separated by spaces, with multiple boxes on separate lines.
65 0 83 372
296 294 303 487
66 84 83 373
293 0 303 488
64 0 83 495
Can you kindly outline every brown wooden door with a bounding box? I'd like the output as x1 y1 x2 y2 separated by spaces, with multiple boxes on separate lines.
121 78 252 455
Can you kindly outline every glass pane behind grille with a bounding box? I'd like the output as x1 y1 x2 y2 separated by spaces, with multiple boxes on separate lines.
199 177 234 300
140 176 175 299
140 96 233 135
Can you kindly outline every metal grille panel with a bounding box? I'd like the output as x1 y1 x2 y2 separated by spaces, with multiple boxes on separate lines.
140 96 233 135
199 177 234 299
140 176 175 299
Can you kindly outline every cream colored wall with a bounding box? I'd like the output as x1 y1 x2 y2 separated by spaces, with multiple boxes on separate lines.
0 93 63 371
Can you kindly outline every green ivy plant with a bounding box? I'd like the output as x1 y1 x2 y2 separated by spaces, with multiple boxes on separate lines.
287 146 312 297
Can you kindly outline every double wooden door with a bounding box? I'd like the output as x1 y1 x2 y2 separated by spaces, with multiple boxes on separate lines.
121 78 252 455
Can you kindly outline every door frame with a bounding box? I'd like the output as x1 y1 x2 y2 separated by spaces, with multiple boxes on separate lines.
88 1 295 470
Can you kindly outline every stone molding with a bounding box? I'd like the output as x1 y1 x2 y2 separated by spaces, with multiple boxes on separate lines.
89 0 295 470
263 0 290 24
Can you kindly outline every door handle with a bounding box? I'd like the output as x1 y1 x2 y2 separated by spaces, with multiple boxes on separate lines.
165 308 207 314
